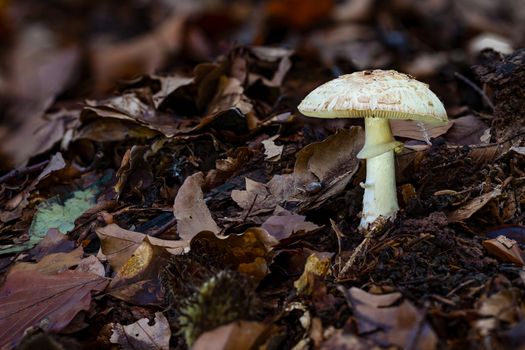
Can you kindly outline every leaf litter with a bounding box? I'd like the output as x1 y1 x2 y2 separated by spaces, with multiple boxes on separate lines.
0 1 524 349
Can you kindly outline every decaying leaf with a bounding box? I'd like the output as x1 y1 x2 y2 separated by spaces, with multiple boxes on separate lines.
483 235 524 266
343 287 437 349
174 172 220 240
474 289 524 336
10 247 83 275
294 251 333 295
261 207 320 241
0 269 107 349
75 255 106 277
96 223 187 271
447 188 502 222
1 152 66 223
189 228 276 281
110 312 171 350
107 238 173 305
231 175 295 219
1 185 97 255
192 321 268 350
293 127 364 210
262 135 284 161
443 115 489 145
390 119 454 143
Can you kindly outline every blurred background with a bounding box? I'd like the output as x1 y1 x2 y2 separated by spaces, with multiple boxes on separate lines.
0 0 524 168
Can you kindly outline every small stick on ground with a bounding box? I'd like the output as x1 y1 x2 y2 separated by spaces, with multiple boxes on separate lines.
338 218 387 278
0 160 50 185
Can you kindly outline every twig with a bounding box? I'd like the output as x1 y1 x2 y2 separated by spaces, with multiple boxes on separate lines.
330 219 345 271
454 72 495 111
243 193 259 221
338 218 388 278
338 233 372 277
0 160 50 185
149 216 178 237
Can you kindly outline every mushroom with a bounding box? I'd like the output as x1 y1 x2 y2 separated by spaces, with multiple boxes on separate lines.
298 70 447 229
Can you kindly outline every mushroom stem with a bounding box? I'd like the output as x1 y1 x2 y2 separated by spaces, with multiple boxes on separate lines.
359 118 399 229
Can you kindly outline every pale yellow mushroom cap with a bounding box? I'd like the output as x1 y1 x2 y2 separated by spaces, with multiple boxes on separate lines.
298 70 447 123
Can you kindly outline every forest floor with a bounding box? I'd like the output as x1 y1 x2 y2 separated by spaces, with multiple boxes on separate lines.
0 1 525 349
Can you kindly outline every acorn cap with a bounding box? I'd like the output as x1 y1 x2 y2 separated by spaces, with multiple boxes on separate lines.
298 70 447 123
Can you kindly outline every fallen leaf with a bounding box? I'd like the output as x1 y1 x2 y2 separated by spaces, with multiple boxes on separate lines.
10 247 83 275
261 207 320 240
443 115 489 145
152 75 193 108
477 288 525 324
90 16 184 92
96 224 187 271
262 135 284 161
390 119 454 143
207 76 252 115
321 329 372 350
114 145 153 200
1 152 66 223
110 312 171 350
83 94 183 138
28 228 76 261
174 172 220 240
447 188 502 222
192 321 268 350
75 255 106 277
483 235 524 266
0 269 107 349
107 238 173 306
189 228 277 281
294 127 364 210
294 251 333 295
343 287 437 349
30 187 97 233
510 146 525 156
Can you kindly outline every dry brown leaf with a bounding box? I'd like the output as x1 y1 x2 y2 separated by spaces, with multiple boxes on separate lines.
207 76 252 115
390 119 454 143
443 115 489 145
28 228 76 261
114 145 153 200
231 175 295 219
190 228 277 281
96 223 187 271
261 207 320 240
10 247 83 275
110 312 171 350
152 75 193 108
321 329 372 350
447 188 502 222
192 321 267 350
174 172 220 240
294 251 333 296
107 238 173 305
1 152 66 223
90 16 184 92
344 287 437 349
75 255 106 277
294 127 364 210
83 94 182 138
483 236 524 266
0 269 107 349
477 289 522 323
262 135 284 161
